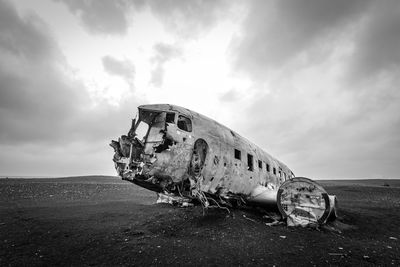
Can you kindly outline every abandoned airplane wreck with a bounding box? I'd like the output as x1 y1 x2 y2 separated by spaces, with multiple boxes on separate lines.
110 104 337 227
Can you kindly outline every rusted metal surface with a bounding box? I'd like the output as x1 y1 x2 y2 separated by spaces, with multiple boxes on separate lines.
110 104 337 226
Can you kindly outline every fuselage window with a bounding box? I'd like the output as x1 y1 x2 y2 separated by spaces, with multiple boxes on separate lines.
166 113 175 123
247 154 254 171
273 167 276 175
279 170 282 177
234 149 241 160
258 160 262 169
177 115 192 132
266 163 270 172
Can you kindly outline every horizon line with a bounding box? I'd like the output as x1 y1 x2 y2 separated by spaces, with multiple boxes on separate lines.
0 175 399 180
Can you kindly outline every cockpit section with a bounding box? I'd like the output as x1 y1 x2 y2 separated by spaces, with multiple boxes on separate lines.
110 107 194 195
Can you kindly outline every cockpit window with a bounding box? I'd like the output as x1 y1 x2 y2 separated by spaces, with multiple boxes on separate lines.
166 113 175 123
177 115 192 132
135 121 149 141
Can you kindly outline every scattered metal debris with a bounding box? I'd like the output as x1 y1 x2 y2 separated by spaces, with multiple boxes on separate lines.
242 214 256 223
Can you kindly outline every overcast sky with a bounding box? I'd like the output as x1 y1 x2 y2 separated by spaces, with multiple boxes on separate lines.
1 0 399 179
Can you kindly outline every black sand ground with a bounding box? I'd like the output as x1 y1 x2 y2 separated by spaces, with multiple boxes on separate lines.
1 176 399 266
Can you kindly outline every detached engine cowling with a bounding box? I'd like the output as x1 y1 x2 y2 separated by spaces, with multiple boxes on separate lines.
277 177 337 227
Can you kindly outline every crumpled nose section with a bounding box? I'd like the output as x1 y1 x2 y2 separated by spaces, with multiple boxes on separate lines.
110 135 145 178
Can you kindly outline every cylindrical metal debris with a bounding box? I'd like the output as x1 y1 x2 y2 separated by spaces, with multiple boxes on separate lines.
277 177 334 226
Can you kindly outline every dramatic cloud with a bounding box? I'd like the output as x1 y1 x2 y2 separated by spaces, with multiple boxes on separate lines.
348 0 400 81
0 0 86 144
232 0 371 78
102 56 135 87
0 0 142 175
1 0 399 178
147 0 231 38
239 78 400 178
54 0 136 35
232 0 400 82
150 43 182 87
56 0 231 38
226 0 400 178
0 1 60 62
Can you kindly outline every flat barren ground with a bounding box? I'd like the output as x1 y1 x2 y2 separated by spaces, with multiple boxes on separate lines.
1 176 399 266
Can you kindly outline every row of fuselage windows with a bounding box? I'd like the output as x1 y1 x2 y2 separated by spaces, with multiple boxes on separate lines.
234 149 289 180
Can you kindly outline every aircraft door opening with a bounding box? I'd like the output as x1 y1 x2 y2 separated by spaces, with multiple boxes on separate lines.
190 139 208 179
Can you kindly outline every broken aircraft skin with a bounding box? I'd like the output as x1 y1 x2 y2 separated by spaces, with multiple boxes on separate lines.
110 104 337 226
